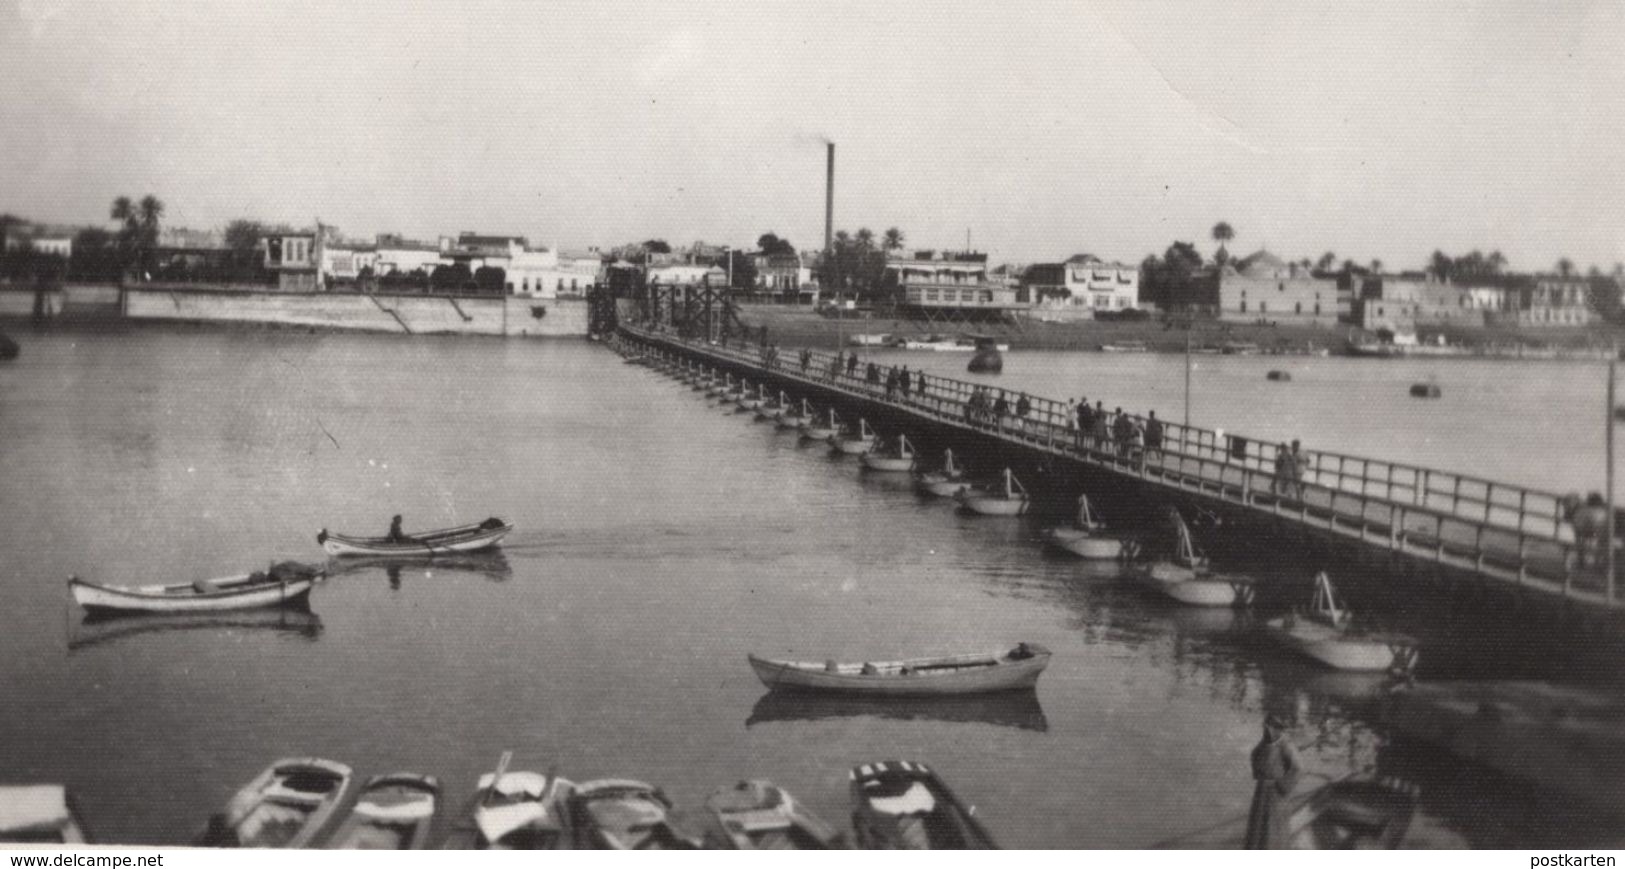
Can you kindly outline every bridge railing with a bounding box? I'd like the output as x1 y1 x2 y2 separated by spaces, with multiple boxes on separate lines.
631 326 1581 551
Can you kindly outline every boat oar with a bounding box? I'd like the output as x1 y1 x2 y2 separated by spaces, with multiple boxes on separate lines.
483 750 514 808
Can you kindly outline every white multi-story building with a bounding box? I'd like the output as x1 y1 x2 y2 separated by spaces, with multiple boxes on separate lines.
1062 255 1139 311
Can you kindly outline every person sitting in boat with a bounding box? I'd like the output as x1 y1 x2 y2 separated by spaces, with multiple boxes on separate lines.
387 515 408 543
1009 642 1036 660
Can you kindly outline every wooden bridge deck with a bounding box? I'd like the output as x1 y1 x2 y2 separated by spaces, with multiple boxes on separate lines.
618 325 1620 615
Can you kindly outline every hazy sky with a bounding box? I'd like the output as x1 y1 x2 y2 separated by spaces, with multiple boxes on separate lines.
2 0 1621 271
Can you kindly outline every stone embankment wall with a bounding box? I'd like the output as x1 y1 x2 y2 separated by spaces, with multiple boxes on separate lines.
0 288 583 336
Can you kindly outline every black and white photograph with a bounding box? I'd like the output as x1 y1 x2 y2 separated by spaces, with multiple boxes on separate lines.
1 0 1622 854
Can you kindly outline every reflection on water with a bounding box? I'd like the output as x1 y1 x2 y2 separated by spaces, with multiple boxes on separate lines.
323 550 514 585
746 689 1048 733
69 607 323 653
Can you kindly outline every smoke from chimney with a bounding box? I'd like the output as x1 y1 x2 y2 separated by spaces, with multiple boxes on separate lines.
824 142 834 255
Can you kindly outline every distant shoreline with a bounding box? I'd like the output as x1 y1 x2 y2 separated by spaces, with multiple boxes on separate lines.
729 304 1625 359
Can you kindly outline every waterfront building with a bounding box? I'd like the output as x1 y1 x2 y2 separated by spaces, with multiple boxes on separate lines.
1216 250 1339 326
373 235 446 277
2 222 75 258
264 230 321 292
507 247 598 297
1022 254 1139 320
883 252 1031 320
1355 274 1509 332
1494 277 1594 327
751 251 811 300
321 243 379 286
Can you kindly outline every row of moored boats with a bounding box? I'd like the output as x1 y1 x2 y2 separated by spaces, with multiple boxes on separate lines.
4 755 995 850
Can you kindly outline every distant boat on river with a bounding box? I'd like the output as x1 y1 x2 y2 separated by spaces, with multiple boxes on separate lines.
966 335 1003 373
318 518 512 557
69 564 321 614
748 643 1050 696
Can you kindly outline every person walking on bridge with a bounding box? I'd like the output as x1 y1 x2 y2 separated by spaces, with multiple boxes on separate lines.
1144 411 1164 463
847 353 859 378
898 366 911 399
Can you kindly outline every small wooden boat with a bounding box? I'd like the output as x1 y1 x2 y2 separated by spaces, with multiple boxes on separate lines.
849 761 997 849
956 468 1030 516
800 408 839 442
690 372 714 391
69 563 321 614
1138 509 1253 607
0 785 89 843
706 376 733 398
441 752 574 849
1100 341 1148 353
747 689 1048 732
0 332 19 362
199 758 354 848
720 381 746 403
1155 775 1420 849
1042 493 1125 559
736 385 766 412
831 418 877 455
748 643 1049 696
1409 382 1441 398
1264 572 1420 672
318 518 512 557
568 779 702 850
915 449 969 498
1267 369 1292 382
701 780 842 849
777 398 812 429
755 390 786 421
325 773 440 849
861 434 916 472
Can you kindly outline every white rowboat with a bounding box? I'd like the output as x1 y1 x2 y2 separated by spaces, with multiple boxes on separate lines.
956 468 1030 516
318 519 512 557
749 643 1049 696
1043 493 1125 559
1263 572 1420 672
69 570 318 615
861 434 916 472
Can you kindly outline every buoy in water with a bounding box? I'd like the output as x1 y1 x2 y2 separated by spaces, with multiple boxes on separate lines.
1409 382 1441 398
1266 370 1291 382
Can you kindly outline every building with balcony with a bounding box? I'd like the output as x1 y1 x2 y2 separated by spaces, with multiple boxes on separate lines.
884 252 1030 320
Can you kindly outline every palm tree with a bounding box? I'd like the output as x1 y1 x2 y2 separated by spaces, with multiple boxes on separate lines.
1370 258 1383 275
1487 250 1507 275
1316 251 1337 272
882 227 905 253
854 227 875 250
1211 222 1234 264
1557 258 1574 278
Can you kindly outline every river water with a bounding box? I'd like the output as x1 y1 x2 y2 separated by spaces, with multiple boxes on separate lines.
0 327 1620 847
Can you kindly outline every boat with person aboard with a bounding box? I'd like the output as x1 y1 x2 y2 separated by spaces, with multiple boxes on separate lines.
848 761 997 849
955 468 1030 516
748 643 1050 696
701 780 842 849
69 562 322 615
317 518 511 557
1263 572 1420 673
197 758 355 848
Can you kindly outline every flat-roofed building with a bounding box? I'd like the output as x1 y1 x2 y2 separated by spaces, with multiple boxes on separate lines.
1217 250 1339 326
885 252 1030 319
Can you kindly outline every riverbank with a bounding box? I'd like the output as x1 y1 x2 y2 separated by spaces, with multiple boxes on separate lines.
0 285 589 337
732 304 1625 358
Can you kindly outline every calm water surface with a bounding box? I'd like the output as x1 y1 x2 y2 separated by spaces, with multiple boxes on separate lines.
0 328 1620 847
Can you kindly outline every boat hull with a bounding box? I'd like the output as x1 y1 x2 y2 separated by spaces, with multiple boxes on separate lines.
832 437 875 455
1046 530 1124 560
70 575 316 614
799 426 836 441
860 454 914 472
320 523 511 557
1140 568 1248 607
1264 619 1419 672
916 475 968 498
208 758 354 849
956 492 1029 516
749 647 1049 696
